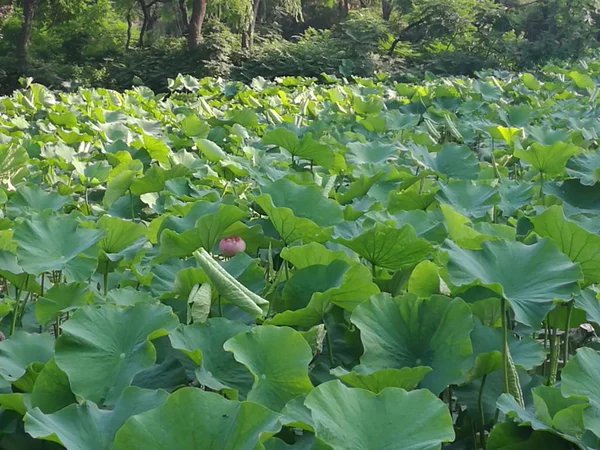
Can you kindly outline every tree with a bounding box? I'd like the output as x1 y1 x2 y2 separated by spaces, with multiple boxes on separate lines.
382 0 392 20
188 0 207 48
241 0 303 50
16 0 37 65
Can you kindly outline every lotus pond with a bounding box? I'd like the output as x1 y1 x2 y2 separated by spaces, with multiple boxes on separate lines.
0 67 600 449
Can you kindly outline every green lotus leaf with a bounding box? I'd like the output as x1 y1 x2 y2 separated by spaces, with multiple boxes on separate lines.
346 141 398 165
14 214 104 281
334 223 431 271
267 263 379 327
194 248 269 318
224 325 314 411
436 180 500 218
391 209 447 243
497 387 590 448
160 204 246 257
25 387 168 450
498 181 535 217
305 380 455 450
530 205 600 286
569 71 595 89
388 188 437 211
255 194 331 245
488 125 522 144
103 170 136 208
385 111 420 131
169 319 253 397
0 250 41 293
113 387 281 450
566 151 600 186
522 73 542 90
409 143 479 180
351 293 473 394
407 260 443 297
181 115 210 138
330 367 432 393
261 179 343 227
30 359 76 414
515 142 581 176
187 283 211 324
195 138 228 162
440 204 497 249
487 421 574 450
0 331 54 382
0 144 28 188
446 239 583 329
281 242 356 269
456 369 538 427
55 303 179 405
105 287 156 306
140 134 171 164
35 282 94 327
574 288 600 327
352 95 383 115
466 319 546 380
6 185 69 218
281 260 351 311
561 348 600 437
130 164 192 195
97 215 147 266
337 173 384 205
543 180 600 213
263 128 335 168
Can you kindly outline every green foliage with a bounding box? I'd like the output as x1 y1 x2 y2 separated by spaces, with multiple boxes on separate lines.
237 12 391 80
0 63 599 448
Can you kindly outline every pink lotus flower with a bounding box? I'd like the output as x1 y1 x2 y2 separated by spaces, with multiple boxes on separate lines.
219 236 246 257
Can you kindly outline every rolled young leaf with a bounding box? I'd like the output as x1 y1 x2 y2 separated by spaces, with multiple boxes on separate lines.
194 248 269 318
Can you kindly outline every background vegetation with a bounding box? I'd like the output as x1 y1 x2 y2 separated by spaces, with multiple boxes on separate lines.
1 0 600 93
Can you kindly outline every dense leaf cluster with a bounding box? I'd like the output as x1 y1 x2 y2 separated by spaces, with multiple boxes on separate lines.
0 64 599 448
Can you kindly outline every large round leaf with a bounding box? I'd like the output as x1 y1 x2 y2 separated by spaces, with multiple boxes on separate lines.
168 319 253 397
305 380 455 450
408 143 480 180
530 206 600 286
224 325 314 411
446 239 583 329
255 194 331 245
436 180 500 218
334 223 432 271
55 303 179 406
25 387 168 450
112 387 281 450
351 293 473 394
0 331 54 382
35 282 94 327
261 179 343 227
14 215 104 281
561 347 600 437
6 185 69 218
30 359 76 414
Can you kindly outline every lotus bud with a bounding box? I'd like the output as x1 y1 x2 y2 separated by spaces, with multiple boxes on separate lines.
218 236 246 257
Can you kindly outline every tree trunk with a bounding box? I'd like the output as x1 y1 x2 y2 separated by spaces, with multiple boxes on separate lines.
187 0 207 49
338 0 346 17
243 0 261 50
138 0 150 47
382 0 393 20
17 0 36 66
178 0 189 30
126 8 133 50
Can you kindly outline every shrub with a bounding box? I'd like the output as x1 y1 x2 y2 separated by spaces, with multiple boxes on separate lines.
235 11 392 80
104 21 237 92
